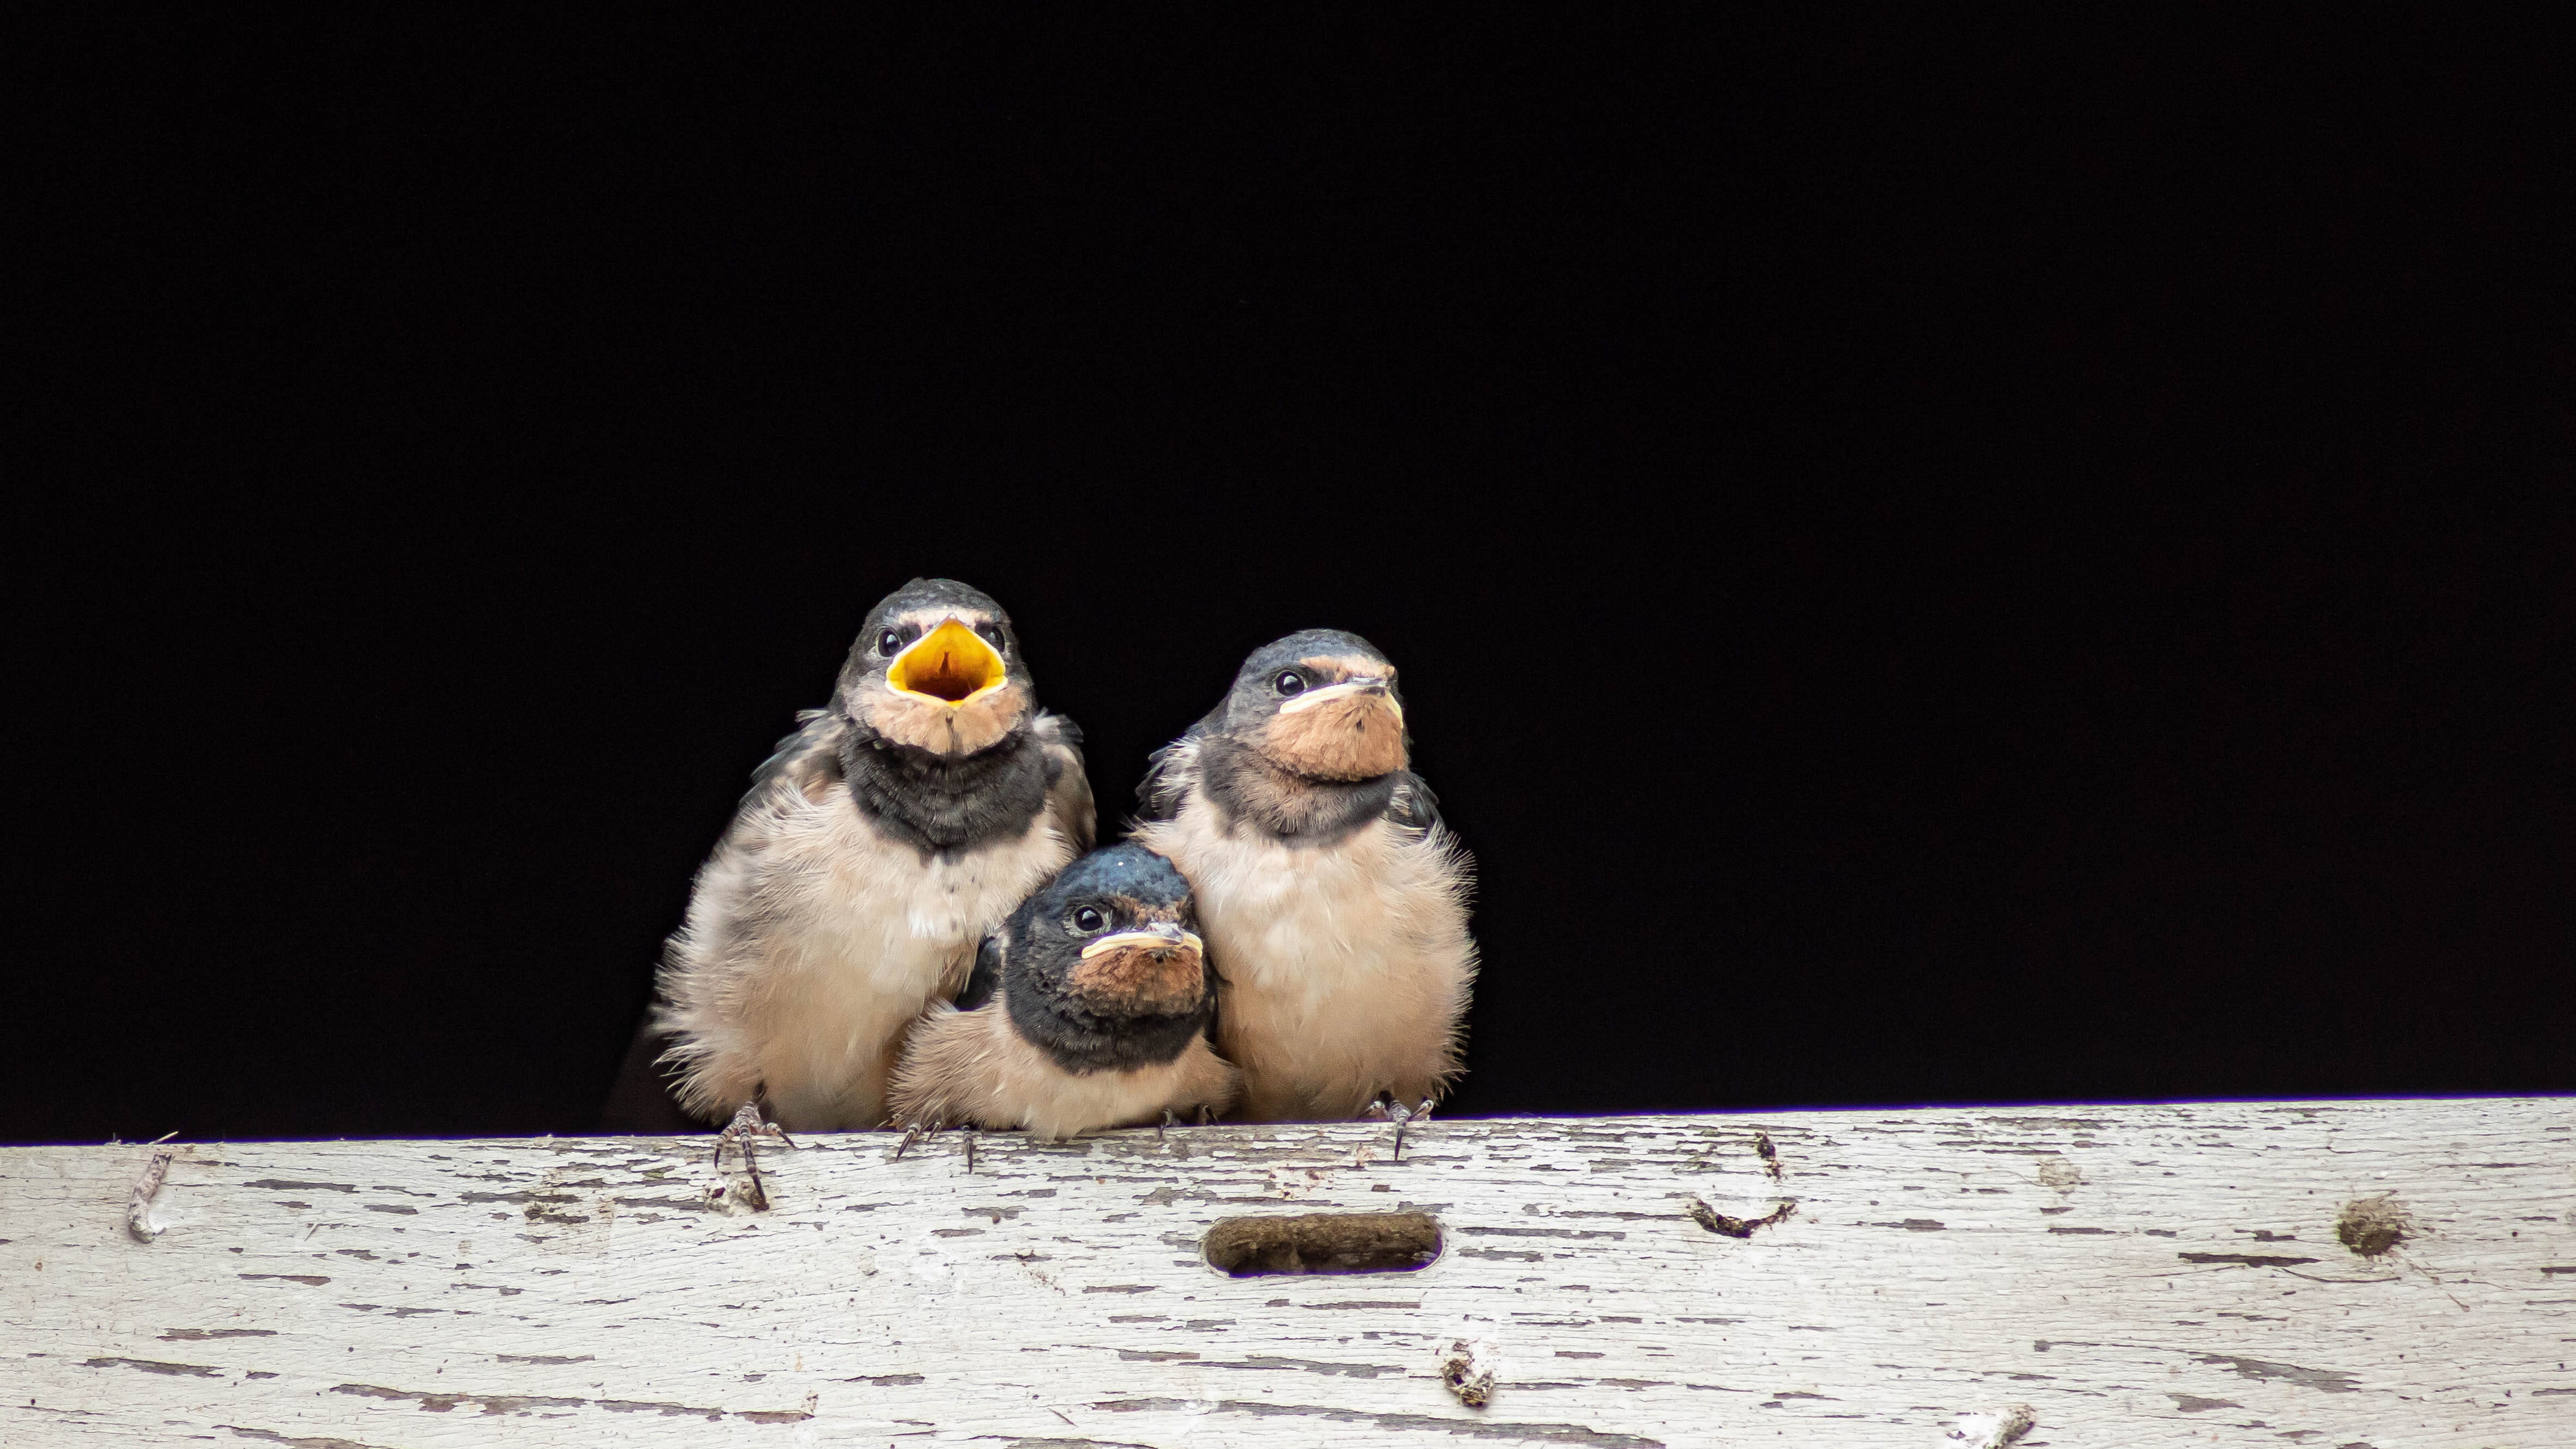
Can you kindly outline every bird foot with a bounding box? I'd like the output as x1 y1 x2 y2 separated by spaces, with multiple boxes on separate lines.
1157 1104 1220 1142
892 1118 977 1172
708 1102 796 1211
892 1118 941 1161
1362 1095 1436 1163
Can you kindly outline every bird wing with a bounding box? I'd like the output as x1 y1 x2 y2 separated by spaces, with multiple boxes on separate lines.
957 932 1005 1012
1133 720 1212 823
741 708 846 811
1032 710 1097 853
1387 769 1444 833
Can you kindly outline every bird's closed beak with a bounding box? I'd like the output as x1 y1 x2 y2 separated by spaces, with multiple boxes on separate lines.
886 618 1008 706
1068 920 1207 1015
1277 676 1402 724
1080 922 1205 959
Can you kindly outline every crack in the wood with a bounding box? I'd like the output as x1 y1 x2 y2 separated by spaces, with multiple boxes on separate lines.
1460 1226 1627 1240
610 1194 714 1213
2190 1354 2359 1393
968 1423 1159 1433
81 1356 221 1377
1087 1397 1662 1446
328 1382 788 1419
219 1426 388 1449
1199 1354 1396 1378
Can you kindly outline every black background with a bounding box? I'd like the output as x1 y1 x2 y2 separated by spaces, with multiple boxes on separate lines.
15 13 2571 1144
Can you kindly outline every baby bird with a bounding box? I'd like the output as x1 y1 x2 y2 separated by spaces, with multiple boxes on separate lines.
655 578 1094 1134
888 842 1238 1140
1132 630 1475 1122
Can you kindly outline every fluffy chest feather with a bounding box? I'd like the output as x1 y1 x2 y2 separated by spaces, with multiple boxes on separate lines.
1144 802 1418 1006
711 781 1075 1126
759 782 1067 984
959 1003 1232 1140
890 1000 1239 1140
1136 792 1472 1117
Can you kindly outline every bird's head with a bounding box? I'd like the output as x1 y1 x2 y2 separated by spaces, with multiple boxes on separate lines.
837 578 1034 757
1214 629 1409 782
1006 843 1210 1030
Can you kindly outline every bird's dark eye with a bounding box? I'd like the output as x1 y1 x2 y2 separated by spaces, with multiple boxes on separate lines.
879 629 903 655
1275 671 1305 696
1072 906 1105 933
976 623 1006 652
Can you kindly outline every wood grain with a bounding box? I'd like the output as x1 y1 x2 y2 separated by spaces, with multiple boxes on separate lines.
3 1098 2570 1446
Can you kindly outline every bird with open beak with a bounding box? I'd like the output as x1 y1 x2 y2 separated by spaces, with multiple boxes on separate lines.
653 578 1095 1148
888 842 1238 1140
1132 629 1475 1123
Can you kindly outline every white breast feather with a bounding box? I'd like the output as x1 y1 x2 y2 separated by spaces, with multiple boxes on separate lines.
890 1001 1240 1140
658 776 1077 1131
1136 788 1475 1121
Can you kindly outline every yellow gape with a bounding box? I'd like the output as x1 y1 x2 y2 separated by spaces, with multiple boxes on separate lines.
886 619 1008 705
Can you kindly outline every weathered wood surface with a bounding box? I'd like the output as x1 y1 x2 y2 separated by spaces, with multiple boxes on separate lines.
3 1099 2571 1447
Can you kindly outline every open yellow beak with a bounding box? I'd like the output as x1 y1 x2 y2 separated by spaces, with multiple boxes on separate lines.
885 619 1010 706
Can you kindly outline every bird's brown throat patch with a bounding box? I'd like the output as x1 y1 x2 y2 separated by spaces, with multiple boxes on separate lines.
1262 692 1407 781
865 678 1028 757
860 617 1025 755
1066 943 1205 1018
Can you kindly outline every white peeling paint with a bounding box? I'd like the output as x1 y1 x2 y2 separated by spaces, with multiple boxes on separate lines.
1 1098 2571 1446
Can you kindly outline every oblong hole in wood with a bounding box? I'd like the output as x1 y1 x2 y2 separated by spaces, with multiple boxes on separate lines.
1201 1212 1443 1276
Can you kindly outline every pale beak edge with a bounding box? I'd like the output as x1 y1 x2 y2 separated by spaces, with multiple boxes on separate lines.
1277 677 1401 722
1081 928 1206 959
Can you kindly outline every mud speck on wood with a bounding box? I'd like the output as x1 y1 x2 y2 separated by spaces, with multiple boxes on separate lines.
2336 1194 2409 1258
1949 1402 2036 1447
1688 1195 1794 1238
1201 1212 1441 1275
1440 1336 1498 1407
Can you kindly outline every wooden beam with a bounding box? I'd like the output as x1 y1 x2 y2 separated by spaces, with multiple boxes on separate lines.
3 1098 2570 1446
